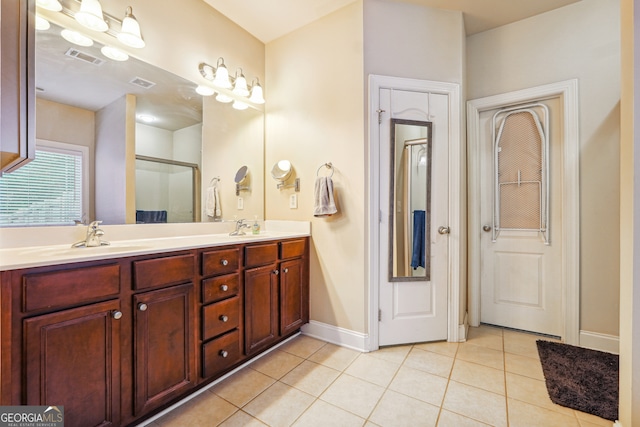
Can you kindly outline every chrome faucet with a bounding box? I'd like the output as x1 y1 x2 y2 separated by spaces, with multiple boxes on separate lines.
72 221 110 248
229 219 250 236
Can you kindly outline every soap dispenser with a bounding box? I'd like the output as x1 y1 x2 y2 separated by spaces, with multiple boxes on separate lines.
252 216 261 235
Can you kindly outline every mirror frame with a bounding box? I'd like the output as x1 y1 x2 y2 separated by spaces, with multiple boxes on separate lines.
388 118 433 282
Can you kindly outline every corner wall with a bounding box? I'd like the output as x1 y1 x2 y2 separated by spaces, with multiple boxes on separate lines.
467 0 621 343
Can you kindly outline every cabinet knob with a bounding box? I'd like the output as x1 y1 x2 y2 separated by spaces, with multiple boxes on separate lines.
112 310 123 320
273 269 279 275
219 350 229 358
220 284 229 292
138 303 148 312
219 315 229 322
283 268 289 274
221 259 229 266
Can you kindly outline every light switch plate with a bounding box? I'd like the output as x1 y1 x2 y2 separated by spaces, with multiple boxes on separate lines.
289 194 297 209
237 197 244 210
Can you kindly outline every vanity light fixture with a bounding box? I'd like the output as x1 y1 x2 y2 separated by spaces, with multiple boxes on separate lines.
101 45 129 61
198 58 232 89
248 78 265 104
36 16 51 31
36 0 62 12
232 69 249 97
117 6 145 48
75 0 109 32
61 29 94 47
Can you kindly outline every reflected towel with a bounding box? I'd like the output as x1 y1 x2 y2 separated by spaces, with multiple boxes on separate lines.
205 185 221 218
411 210 426 269
313 176 337 217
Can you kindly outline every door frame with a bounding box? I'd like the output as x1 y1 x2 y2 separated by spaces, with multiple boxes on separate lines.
368 74 462 351
467 79 580 345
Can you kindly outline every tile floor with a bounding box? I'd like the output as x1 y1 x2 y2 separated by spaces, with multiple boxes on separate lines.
144 325 614 427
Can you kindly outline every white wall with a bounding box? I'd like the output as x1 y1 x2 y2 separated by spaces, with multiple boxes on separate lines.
467 0 621 338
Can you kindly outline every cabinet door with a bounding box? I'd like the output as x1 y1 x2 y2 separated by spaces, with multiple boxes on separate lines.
1 0 35 172
133 283 195 416
280 258 308 336
24 300 121 427
244 264 279 355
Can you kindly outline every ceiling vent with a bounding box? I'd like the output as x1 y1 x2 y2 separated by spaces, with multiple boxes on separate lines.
129 76 156 89
64 48 105 66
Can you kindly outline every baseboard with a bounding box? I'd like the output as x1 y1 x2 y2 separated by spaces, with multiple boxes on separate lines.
579 330 619 354
458 311 469 342
301 320 369 352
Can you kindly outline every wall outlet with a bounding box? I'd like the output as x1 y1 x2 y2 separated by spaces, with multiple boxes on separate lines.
289 194 298 209
237 197 244 210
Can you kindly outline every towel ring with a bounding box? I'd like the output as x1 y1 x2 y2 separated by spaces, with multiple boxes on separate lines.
316 163 334 178
209 176 220 186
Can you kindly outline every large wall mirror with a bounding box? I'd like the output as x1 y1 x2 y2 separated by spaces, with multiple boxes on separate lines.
389 118 432 282
0 0 265 227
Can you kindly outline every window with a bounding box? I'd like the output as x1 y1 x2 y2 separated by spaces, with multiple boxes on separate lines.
0 139 88 227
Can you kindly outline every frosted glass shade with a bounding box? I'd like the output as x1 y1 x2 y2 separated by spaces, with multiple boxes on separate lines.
75 0 108 32
117 8 145 48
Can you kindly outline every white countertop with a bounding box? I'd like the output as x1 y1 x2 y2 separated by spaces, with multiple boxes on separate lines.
0 221 310 271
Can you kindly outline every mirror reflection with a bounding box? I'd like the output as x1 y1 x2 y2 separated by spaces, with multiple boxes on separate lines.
389 119 432 281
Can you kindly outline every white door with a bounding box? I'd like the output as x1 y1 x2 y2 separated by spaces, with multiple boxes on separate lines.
378 88 449 346
479 97 563 337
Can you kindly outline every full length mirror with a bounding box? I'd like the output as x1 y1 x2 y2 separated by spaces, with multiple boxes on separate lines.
389 119 432 281
0 1 265 227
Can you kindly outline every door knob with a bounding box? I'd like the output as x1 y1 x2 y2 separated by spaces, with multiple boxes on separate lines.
438 226 450 235
483 225 492 232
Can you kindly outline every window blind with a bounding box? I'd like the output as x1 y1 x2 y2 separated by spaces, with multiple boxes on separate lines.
0 148 83 226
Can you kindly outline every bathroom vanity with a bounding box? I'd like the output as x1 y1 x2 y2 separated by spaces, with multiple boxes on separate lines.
0 232 309 427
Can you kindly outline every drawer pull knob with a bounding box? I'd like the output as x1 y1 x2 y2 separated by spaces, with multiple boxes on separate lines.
220 284 229 292
112 310 123 320
220 315 229 322
138 303 148 312
221 259 229 266
283 268 289 274
219 350 229 358
273 269 279 275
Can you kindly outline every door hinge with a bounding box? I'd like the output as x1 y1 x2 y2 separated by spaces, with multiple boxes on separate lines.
378 309 382 321
376 109 386 124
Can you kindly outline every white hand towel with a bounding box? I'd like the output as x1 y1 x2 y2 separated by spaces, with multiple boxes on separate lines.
213 185 221 217
205 185 222 218
313 176 337 217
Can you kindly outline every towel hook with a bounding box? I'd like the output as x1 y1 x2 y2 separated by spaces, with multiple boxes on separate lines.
209 176 220 186
316 162 334 178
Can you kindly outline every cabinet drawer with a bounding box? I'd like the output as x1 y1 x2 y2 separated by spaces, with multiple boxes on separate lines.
202 273 239 304
202 296 240 340
202 248 240 276
245 243 278 268
133 254 195 290
280 239 306 260
23 264 120 312
202 329 240 378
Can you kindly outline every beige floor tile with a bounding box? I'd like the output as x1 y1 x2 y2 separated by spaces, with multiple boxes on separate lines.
504 352 545 380
388 365 448 407
292 399 365 427
442 381 507 427
578 421 615 427
370 344 412 364
281 360 341 396
369 390 440 427
280 335 327 359
450 359 506 395
414 341 459 358
218 410 268 427
456 342 504 370
344 353 401 387
574 409 615 426
436 409 493 426
211 368 275 407
505 372 575 416
308 343 361 371
320 374 385 419
403 347 454 378
474 324 505 336
250 349 305 379
154 392 237 426
466 327 504 351
507 398 581 427
243 381 315 427
503 331 545 358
